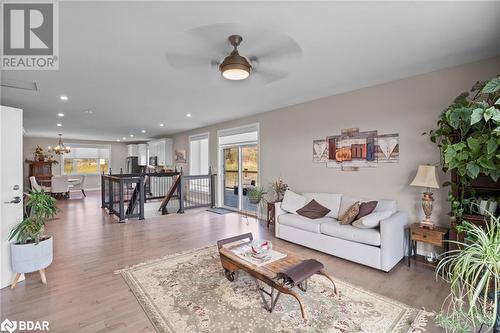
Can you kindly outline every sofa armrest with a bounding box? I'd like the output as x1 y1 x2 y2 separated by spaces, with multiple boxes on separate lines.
274 202 286 222
379 211 408 272
274 202 287 238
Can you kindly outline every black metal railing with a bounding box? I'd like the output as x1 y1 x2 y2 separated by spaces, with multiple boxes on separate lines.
101 174 145 222
181 174 216 211
101 170 216 221
144 172 181 201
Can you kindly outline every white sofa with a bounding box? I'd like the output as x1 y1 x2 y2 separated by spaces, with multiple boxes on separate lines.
275 192 408 272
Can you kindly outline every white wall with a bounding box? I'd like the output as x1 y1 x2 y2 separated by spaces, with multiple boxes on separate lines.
173 57 500 228
23 137 128 190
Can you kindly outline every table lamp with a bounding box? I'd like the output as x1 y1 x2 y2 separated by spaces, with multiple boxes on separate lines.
410 165 440 229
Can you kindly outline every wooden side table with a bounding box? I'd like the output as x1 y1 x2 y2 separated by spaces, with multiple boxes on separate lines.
407 223 449 267
266 201 280 228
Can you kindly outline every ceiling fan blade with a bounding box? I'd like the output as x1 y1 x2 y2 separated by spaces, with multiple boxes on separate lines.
247 36 302 63
165 52 218 69
252 66 288 84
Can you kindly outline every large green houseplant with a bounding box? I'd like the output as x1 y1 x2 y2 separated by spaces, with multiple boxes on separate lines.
9 190 58 244
427 75 500 219
8 190 58 288
436 216 500 332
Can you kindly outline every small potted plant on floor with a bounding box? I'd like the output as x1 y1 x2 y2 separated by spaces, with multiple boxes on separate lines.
9 190 58 288
436 215 500 333
247 187 266 205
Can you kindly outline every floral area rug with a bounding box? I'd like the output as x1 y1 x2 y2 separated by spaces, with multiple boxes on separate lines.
119 246 431 332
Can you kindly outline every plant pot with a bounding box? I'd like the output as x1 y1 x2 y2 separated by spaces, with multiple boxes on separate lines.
248 197 261 205
478 199 498 216
11 236 53 274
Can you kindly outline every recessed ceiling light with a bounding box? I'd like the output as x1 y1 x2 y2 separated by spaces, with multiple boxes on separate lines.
56 123 62 127
57 112 64 117
84 110 93 114
60 95 68 101
159 123 164 127
122 137 126 140
141 129 146 133
186 113 192 118
130 134 134 137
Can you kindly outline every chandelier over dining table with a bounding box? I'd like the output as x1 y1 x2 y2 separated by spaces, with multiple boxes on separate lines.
48 134 71 155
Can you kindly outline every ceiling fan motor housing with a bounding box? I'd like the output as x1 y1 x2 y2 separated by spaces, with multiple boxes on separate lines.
219 35 252 80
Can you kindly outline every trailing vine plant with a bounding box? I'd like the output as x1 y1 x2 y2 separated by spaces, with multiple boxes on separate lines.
426 75 500 220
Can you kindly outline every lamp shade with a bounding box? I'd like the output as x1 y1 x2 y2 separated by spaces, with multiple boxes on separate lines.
410 165 439 189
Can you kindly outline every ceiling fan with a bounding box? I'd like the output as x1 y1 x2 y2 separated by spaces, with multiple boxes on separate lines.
218 35 252 81
165 26 301 83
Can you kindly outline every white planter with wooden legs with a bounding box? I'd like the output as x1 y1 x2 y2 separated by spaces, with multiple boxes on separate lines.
10 236 53 288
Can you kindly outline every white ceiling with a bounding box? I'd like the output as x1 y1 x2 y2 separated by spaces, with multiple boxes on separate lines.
2 1 500 142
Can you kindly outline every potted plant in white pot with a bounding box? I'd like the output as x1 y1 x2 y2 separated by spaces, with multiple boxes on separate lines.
436 215 500 333
9 190 58 288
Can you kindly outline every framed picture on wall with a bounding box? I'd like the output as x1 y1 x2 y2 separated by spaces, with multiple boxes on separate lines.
313 139 328 162
175 149 187 163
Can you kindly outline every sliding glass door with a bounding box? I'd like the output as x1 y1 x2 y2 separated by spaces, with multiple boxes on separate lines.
241 145 258 213
223 147 239 209
222 144 259 213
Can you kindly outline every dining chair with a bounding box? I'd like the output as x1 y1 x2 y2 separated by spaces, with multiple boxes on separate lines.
51 175 70 198
70 175 86 197
29 176 51 192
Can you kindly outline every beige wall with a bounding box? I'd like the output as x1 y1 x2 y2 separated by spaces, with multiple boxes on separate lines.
23 136 128 190
173 57 500 227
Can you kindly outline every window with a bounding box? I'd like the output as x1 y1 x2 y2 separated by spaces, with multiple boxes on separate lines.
62 144 111 174
189 133 209 175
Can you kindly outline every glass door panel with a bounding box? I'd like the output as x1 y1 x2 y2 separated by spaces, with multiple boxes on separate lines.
241 145 258 213
223 147 239 209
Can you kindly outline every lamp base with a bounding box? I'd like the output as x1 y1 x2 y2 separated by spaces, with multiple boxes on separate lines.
419 220 435 229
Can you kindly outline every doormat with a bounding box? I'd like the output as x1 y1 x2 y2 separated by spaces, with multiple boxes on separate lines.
207 207 234 215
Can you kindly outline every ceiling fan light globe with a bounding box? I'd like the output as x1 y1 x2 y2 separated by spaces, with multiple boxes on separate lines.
222 67 250 80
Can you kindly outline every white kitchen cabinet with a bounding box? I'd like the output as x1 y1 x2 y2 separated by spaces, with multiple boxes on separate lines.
127 144 138 157
137 144 148 166
148 138 173 166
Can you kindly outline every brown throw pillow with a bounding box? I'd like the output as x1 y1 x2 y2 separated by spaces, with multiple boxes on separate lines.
296 199 331 219
340 202 361 225
356 201 378 219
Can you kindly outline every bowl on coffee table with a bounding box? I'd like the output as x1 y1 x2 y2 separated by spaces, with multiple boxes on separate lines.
251 240 272 259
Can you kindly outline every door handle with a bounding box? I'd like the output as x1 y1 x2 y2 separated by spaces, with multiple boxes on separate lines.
4 196 21 204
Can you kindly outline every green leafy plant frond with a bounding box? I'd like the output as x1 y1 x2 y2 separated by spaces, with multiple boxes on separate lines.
436 213 500 332
427 75 500 220
9 190 58 244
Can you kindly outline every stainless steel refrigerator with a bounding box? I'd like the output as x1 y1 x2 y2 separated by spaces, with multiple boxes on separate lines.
126 156 139 174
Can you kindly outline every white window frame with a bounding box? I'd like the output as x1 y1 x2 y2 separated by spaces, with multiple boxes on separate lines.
61 143 112 175
188 132 210 194
189 132 210 175
217 123 260 210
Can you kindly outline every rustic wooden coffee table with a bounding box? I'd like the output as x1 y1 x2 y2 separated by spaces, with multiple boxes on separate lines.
217 233 337 320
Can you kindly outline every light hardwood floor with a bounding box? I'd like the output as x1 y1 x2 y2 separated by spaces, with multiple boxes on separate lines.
1 191 448 332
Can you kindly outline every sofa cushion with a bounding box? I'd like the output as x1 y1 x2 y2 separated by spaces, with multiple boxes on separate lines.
357 201 378 219
338 196 364 218
373 199 397 214
302 193 342 218
352 211 394 229
296 199 331 219
320 220 381 246
278 214 334 234
281 190 307 214
340 202 361 225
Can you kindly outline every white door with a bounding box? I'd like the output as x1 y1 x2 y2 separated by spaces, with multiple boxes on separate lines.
0 106 24 289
